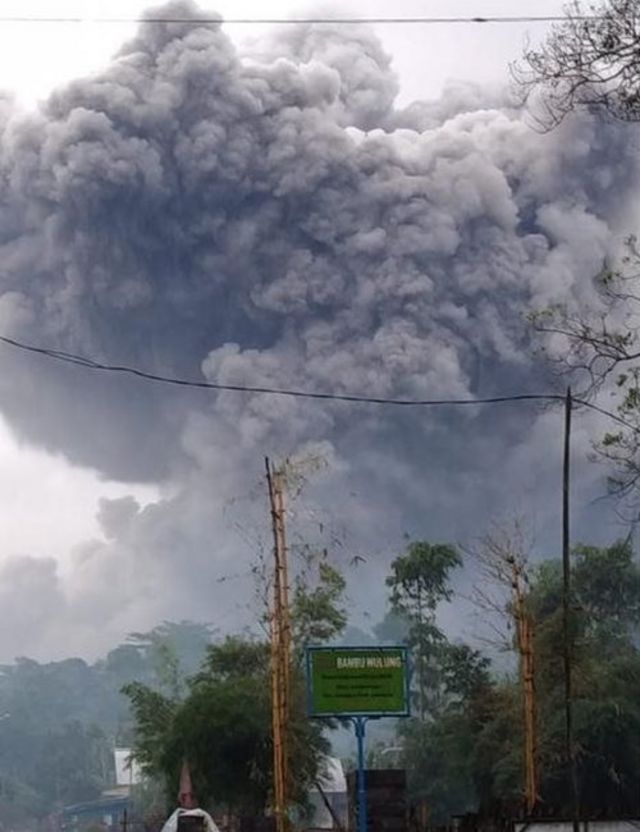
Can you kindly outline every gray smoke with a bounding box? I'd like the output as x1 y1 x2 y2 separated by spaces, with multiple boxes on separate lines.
0 0 635 659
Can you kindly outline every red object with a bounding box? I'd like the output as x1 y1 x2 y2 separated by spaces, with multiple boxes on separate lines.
178 760 197 809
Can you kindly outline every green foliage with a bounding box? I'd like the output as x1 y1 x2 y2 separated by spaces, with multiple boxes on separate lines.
573 539 640 630
7 535 640 826
125 637 329 816
472 540 640 817
120 683 177 778
438 643 492 703
372 610 410 644
402 715 477 823
381 539 489 822
387 541 461 615
33 722 113 807
0 620 214 826
291 560 347 651
172 646 273 813
399 640 499 824
383 537 640 821
469 682 523 808
525 541 640 814
124 621 216 697
197 636 269 681
0 717 114 822
386 541 461 719
124 562 347 816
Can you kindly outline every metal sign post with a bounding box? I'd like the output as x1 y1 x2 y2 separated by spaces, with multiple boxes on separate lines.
306 646 410 832
353 716 370 832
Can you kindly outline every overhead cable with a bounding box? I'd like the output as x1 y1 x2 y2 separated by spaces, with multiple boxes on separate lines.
1 333 635 431
0 15 597 25
572 398 639 433
0 334 565 406
0 332 579 409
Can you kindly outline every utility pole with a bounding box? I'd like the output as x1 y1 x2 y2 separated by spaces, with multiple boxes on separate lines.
266 458 291 832
562 388 579 832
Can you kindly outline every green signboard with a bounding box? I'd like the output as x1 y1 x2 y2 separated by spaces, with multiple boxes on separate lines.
306 646 410 717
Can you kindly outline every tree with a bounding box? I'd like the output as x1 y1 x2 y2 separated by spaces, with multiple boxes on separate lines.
386 540 461 719
171 639 276 814
514 0 640 129
573 537 640 630
467 521 538 812
124 621 216 696
372 610 410 645
125 636 329 818
432 539 640 820
291 558 347 653
398 538 640 821
0 621 217 825
468 680 524 815
517 2 640 500
125 638 269 814
33 722 114 807
399 640 497 824
0 715 115 822
125 560 348 818
528 235 640 502
522 540 640 815
382 540 486 824
120 684 178 782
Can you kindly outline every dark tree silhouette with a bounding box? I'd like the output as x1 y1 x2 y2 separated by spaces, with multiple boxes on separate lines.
514 0 640 128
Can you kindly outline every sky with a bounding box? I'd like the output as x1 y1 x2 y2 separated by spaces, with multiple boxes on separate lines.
0 0 568 109
0 0 635 662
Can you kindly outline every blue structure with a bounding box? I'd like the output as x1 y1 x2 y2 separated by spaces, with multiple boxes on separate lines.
61 795 130 832
305 646 410 832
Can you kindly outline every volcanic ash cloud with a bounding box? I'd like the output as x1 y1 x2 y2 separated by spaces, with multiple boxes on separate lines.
0 0 633 657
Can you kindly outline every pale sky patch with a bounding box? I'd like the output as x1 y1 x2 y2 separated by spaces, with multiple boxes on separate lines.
0 0 566 109
0 415 157 570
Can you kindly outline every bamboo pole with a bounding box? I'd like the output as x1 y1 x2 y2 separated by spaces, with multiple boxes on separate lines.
266 458 291 832
512 558 537 813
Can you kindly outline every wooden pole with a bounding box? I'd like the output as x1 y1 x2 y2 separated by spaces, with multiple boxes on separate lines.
562 388 579 832
266 458 291 832
275 467 291 832
274 469 291 712
513 562 537 813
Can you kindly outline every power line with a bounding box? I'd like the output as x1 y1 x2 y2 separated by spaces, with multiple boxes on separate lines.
0 333 563 407
0 333 636 430
0 15 595 25
573 398 639 433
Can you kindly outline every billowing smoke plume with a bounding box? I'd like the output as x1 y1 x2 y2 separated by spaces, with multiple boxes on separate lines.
0 0 635 659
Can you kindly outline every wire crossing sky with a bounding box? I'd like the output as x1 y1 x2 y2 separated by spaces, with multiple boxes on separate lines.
0 0 632 660
0 334 632 433
0 14 596 24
